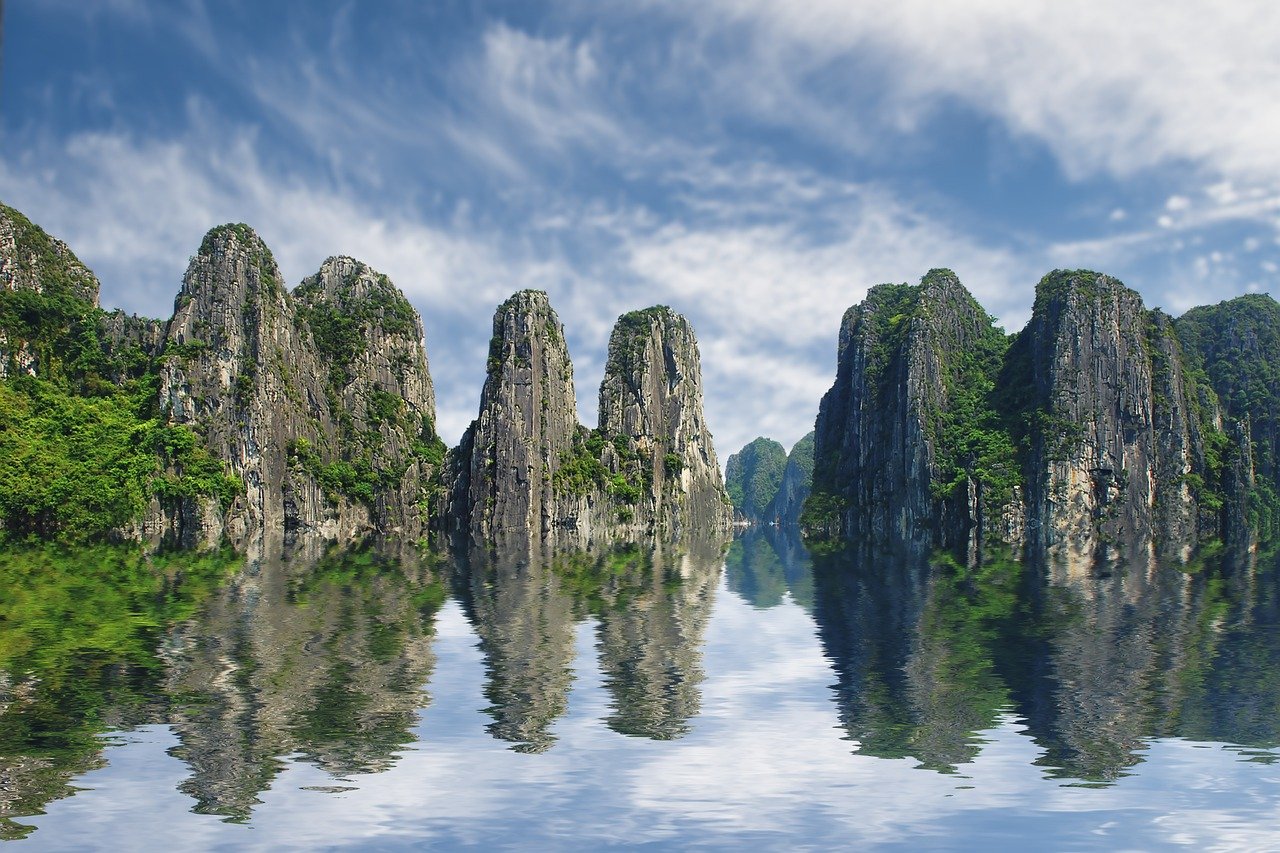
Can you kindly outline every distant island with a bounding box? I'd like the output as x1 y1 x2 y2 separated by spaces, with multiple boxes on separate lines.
3 201 1278 560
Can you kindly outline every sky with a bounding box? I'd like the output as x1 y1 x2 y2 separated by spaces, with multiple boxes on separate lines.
4 1 1280 460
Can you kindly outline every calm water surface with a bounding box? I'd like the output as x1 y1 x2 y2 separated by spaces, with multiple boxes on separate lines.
2 530 1278 850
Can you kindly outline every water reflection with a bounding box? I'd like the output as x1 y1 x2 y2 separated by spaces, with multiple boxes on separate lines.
0 545 241 839
456 537 724 749
807 538 1280 782
724 525 814 612
2 530 1280 845
162 543 445 819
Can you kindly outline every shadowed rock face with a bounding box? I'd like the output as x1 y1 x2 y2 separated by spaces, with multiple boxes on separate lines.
444 297 731 549
811 270 1010 548
808 268 1246 558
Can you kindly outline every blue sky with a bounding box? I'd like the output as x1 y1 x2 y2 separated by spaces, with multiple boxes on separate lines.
5 1 1280 458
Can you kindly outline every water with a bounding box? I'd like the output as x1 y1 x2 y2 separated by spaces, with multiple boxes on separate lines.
2 531 1278 850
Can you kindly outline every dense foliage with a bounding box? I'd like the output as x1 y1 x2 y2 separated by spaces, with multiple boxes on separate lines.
1177 295 1280 541
0 213 242 544
725 437 788 520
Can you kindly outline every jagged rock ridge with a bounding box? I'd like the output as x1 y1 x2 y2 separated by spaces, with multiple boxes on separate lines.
156 226 444 550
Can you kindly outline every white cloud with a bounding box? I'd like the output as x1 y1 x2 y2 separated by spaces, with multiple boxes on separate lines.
655 0 1280 187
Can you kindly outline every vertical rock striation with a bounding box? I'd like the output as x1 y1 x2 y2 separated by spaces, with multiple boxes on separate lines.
444 290 581 548
156 225 441 550
1011 272 1218 558
443 297 731 548
809 270 1013 549
807 268 1241 559
1176 294 1280 542
596 306 732 538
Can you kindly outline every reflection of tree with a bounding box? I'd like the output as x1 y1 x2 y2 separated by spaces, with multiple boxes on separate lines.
724 526 814 612
0 545 239 839
164 543 443 819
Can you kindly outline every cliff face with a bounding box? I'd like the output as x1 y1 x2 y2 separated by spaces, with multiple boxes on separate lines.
0 203 101 380
293 257 444 537
809 270 1013 549
444 297 731 548
156 226 440 551
1176 294 1280 542
725 437 787 522
1013 272 1217 558
765 431 815 525
445 290 582 548
596 306 732 538
807 268 1239 558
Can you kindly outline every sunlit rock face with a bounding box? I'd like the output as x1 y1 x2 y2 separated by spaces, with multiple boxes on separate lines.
443 295 731 549
156 226 441 552
0 202 101 380
443 290 583 550
1015 271 1214 559
596 307 733 539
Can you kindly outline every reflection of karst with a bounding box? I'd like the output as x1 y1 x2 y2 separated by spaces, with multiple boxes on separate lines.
812 544 1009 773
724 526 814 612
459 537 724 750
591 543 719 740
162 546 442 819
810 540 1279 783
456 548 580 754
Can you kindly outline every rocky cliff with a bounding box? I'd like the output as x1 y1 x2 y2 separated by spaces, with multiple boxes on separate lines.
808 269 1014 548
443 297 731 548
596 306 732 537
156 226 443 551
0 203 101 381
442 290 582 548
1176 294 1280 542
765 431 815 525
807 268 1243 558
725 437 787 522
1010 271 1221 558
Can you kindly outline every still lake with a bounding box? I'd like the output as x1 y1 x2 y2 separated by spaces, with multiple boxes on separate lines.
2 528 1278 850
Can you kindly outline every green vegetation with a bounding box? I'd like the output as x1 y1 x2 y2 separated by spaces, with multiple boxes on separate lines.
553 427 651 506
0 543 240 838
725 437 787 520
0 377 241 544
928 309 1021 518
606 306 673 376
1177 294 1280 541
